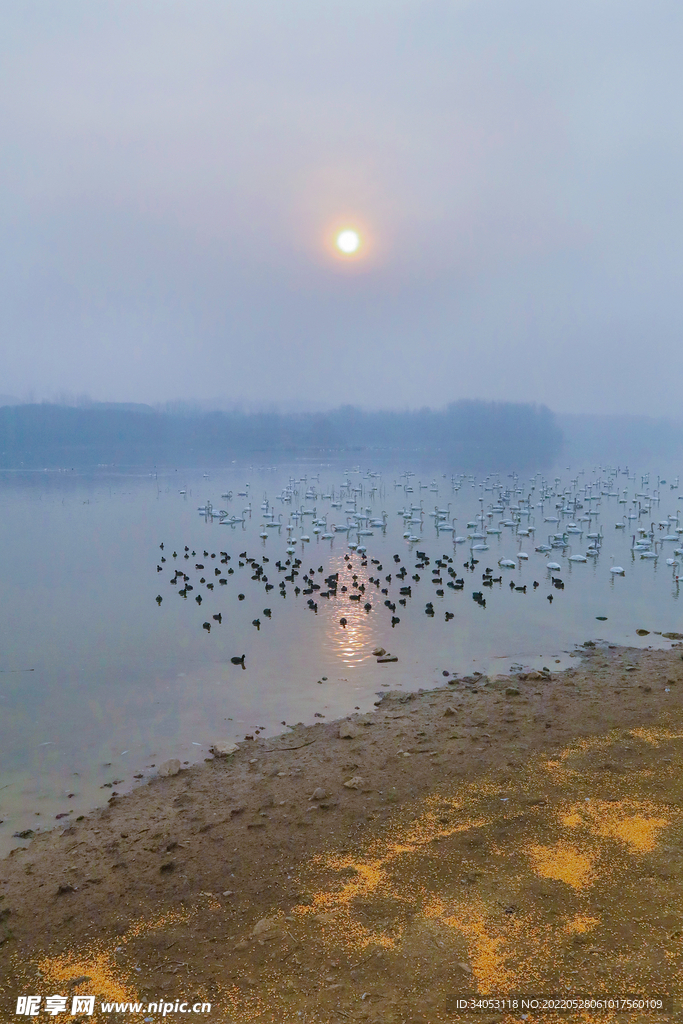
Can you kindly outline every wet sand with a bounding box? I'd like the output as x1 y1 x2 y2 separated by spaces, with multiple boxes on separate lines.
2 641 683 1022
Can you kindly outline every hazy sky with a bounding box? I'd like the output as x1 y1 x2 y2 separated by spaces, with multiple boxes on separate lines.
1 0 681 415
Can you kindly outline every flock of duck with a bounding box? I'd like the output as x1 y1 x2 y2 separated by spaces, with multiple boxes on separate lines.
154 466 683 653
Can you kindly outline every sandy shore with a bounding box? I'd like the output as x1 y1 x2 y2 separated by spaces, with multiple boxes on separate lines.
2 641 683 1022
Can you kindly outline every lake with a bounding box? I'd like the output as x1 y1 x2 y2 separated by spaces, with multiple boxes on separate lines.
1 459 682 855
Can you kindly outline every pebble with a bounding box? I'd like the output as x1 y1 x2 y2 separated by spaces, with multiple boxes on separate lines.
157 759 181 777
339 722 360 739
310 787 327 801
210 741 239 757
343 776 364 789
506 687 520 697
443 706 456 717
252 916 280 937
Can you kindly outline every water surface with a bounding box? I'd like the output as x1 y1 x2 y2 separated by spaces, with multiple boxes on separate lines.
1 461 681 854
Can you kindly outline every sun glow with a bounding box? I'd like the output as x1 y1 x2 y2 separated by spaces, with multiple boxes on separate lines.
335 229 361 255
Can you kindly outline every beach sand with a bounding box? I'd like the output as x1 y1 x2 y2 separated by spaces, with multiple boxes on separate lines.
2 641 683 1022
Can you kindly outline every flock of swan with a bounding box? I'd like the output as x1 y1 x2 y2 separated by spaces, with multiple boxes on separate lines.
194 467 683 580
152 465 683 638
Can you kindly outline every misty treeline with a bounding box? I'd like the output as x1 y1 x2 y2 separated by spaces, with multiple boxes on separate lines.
0 400 562 470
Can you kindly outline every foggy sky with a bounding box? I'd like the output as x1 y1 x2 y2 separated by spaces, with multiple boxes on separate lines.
1 0 682 415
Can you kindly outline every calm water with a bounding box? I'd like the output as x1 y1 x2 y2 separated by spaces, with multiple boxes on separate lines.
1 460 682 854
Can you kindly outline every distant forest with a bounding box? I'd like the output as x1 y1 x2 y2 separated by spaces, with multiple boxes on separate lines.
0 400 562 471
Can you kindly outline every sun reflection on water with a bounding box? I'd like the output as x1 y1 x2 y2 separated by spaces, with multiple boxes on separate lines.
321 552 376 667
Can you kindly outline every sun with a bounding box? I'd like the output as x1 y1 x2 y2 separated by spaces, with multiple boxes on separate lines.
335 229 361 255
326 222 370 264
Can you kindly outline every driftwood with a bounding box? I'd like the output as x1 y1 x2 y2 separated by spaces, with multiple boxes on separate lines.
261 739 317 752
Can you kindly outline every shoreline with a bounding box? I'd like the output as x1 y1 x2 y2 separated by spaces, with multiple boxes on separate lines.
2 641 683 1021
0 644 585 860
0 635 672 860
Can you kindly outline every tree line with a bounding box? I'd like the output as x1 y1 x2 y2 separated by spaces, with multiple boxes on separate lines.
0 400 563 471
